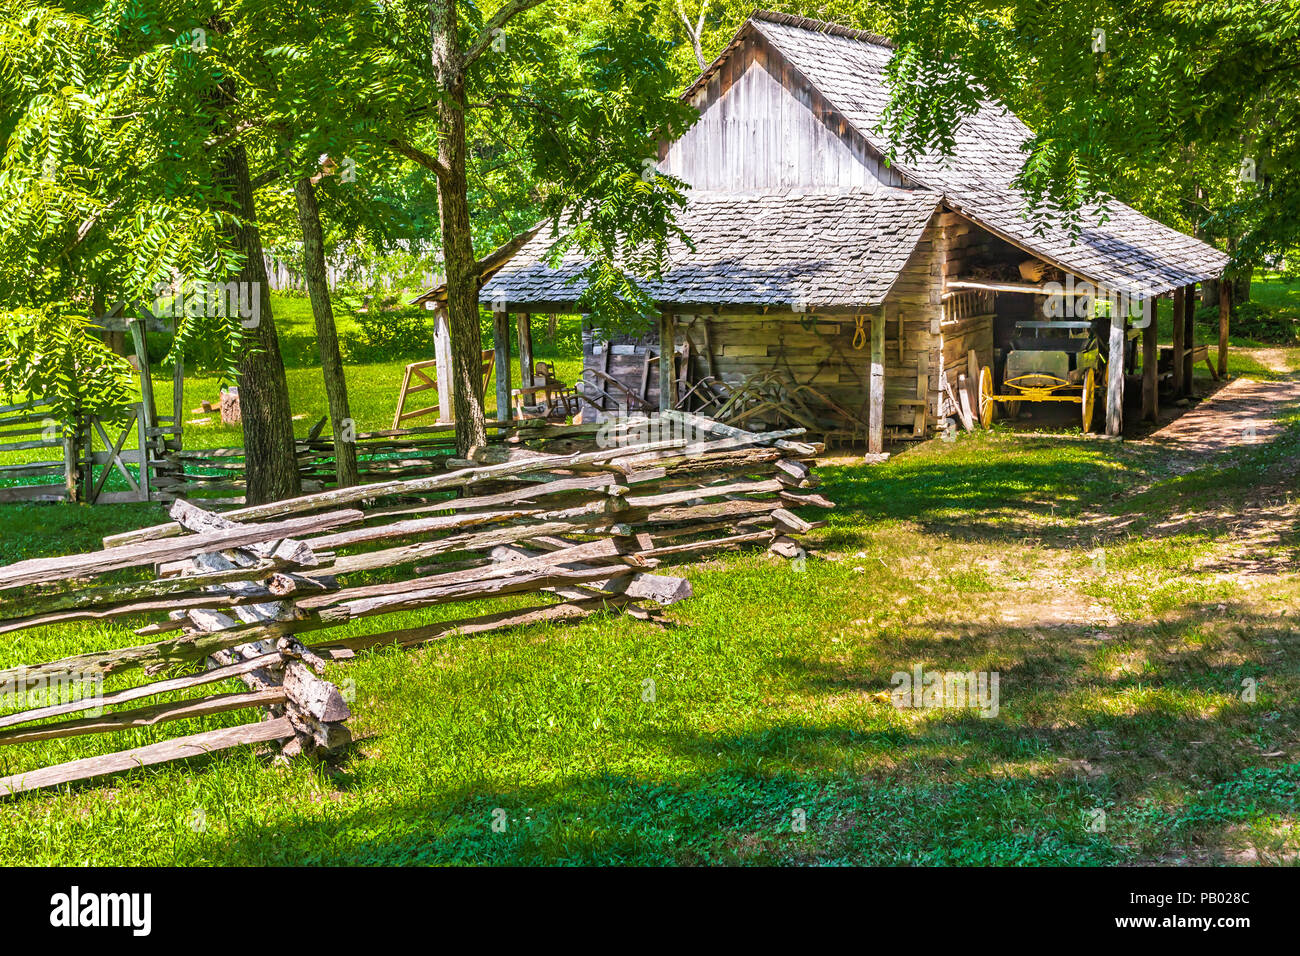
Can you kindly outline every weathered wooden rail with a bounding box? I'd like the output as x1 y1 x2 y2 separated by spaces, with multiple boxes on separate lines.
153 419 510 503
0 413 828 795
0 397 166 505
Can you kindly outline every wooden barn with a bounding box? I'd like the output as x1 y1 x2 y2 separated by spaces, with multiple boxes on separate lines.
415 11 1231 449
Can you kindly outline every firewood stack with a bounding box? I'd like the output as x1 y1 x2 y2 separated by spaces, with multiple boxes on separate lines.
0 413 829 795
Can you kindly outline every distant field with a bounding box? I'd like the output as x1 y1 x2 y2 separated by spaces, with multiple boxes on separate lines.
0 294 586 493
167 294 585 450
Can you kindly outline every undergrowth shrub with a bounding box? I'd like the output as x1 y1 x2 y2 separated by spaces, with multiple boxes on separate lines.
341 305 435 362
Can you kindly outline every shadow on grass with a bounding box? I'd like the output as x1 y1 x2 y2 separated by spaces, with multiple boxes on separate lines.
161 599 1298 867
197 758 1124 866
816 437 1149 548
760 601 1298 792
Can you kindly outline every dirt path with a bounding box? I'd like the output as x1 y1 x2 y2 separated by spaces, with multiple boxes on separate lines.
1142 375 1300 463
1124 357 1300 569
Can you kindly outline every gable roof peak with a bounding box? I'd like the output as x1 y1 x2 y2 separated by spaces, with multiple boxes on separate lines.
750 10 893 49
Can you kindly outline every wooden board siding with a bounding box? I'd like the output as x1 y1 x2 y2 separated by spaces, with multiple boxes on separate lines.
584 313 882 434
577 213 954 439
939 211 998 282
660 34 906 191
582 308 946 436
685 313 878 428
581 327 659 415
940 314 995 394
938 212 996 405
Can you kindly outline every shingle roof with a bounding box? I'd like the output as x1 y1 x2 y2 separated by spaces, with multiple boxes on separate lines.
749 14 1229 296
416 13 1229 311
478 187 940 311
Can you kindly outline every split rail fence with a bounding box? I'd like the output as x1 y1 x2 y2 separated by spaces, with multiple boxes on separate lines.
0 413 828 795
0 397 169 505
157 419 517 504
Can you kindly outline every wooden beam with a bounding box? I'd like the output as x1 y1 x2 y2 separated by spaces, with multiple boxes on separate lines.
1171 287 1185 396
1218 278 1230 379
0 508 358 591
0 651 286 728
869 313 885 453
658 312 676 413
0 689 286 747
1141 308 1158 421
944 279 1091 296
492 309 510 422
1183 283 1196 394
1106 310 1125 437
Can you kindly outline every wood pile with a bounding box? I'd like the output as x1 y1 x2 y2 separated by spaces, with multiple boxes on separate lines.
0 413 828 795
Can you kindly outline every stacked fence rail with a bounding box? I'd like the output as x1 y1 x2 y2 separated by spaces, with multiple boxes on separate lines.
0 413 829 795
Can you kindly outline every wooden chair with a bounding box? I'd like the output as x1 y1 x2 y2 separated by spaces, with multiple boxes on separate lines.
392 349 495 429
511 361 581 420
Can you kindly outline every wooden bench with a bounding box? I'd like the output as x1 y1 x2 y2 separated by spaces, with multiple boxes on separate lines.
1158 342 1218 381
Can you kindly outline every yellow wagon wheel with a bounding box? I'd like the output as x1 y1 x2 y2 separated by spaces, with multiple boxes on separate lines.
978 365 995 428
1081 367 1097 432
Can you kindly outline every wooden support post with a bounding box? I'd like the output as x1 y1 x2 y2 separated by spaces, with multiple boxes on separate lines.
1171 287 1185 397
135 402 151 502
172 356 184 442
658 312 676 413
1105 310 1125 437
869 312 885 454
492 309 510 423
1218 278 1230 380
433 307 453 422
80 418 92 502
1182 283 1196 394
517 312 534 391
128 317 157 433
1141 306 1158 421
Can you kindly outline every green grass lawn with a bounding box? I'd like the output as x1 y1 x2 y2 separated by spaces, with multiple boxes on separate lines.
169 295 586 450
0 293 586 493
0 284 1297 865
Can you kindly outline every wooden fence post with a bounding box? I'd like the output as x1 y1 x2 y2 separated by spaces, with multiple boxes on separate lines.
135 403 151 502
62 430 80 503
433 308 453 422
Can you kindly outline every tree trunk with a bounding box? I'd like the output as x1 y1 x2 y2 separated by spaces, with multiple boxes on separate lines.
431 0 488 456
1232 267 1252 315
1201 277 1219 311
294 176 359 488
219 143 301 504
